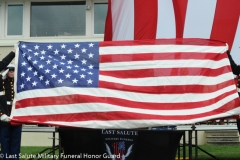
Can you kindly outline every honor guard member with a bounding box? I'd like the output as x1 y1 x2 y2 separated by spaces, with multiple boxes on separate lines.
0 50 15 156
0 51 15 122
1 63 22 160
227 51 240 134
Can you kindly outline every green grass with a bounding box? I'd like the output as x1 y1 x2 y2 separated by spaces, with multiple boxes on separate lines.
176 145 240 160
19 145 240 160
20 146 59 160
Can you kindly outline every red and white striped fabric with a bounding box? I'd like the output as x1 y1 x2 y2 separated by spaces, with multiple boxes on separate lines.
104 0 240 63
11 39 240 128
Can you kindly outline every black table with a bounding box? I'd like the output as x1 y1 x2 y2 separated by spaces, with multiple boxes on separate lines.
58 128 184 160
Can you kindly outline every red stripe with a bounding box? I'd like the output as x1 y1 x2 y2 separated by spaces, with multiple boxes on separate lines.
210 0 240 50
12 98 240 123
103 0 113 41
15 88 236 110
99 79 235 94
172 0 188 38
100 38 225 47
134 0 158 40
100 66 231 78
115 143 117 157
100 52 226 63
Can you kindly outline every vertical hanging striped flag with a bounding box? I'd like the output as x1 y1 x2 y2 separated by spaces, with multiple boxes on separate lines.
104 0 240 63
10 39 240 128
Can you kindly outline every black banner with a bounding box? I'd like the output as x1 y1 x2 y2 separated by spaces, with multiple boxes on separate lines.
59 128 183 160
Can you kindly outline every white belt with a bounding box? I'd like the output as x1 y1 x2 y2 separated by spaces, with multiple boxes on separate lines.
0 91 4 96
7 101 12 105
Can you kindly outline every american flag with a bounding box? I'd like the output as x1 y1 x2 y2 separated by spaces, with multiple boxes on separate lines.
11 39 240 128
113 141 125 160
104 0 240 63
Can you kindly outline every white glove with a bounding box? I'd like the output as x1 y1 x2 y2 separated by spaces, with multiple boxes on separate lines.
0 114 10 122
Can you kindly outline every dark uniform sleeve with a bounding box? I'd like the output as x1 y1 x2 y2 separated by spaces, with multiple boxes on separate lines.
227 50 240 75
0 51 15 71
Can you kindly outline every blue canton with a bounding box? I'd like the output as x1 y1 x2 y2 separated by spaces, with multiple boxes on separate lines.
17 41 99 93
118 141 125 150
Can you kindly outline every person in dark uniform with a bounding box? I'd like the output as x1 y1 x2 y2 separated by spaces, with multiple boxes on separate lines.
227 50 240 133
0 50 15 159
0 51 15 122
1 63 22 160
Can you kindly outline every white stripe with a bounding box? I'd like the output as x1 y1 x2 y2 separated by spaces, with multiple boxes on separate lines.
47 121 150 129
156 0 176 38
12 107 240 129
14 84 237 104
100 59 230 71
230 17 240 64
12 93 237 117
111 0 134 40
183 0 217 38
100 45 227 55
44 108 240 129
100 73 234 86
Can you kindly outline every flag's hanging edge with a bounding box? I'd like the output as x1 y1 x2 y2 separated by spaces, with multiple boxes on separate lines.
226 43 229 51
12 42 20 120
